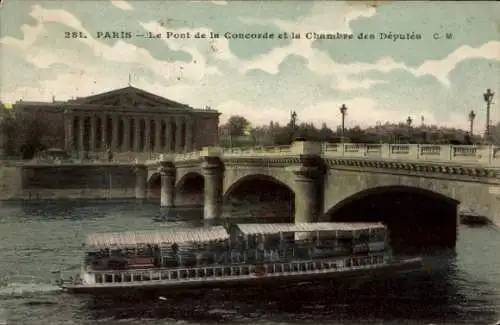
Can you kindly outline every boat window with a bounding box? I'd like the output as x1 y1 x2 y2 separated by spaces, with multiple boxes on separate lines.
370 229 386 242
206 268 214 277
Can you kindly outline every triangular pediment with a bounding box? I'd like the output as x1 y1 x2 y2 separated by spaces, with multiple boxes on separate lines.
68 86 192 110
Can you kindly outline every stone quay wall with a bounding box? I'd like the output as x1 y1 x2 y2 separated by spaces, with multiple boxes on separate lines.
0 165 137 200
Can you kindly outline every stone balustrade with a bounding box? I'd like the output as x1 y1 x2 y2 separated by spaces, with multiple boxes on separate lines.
4 143 500 167
320 143 499 165
221 145 293 157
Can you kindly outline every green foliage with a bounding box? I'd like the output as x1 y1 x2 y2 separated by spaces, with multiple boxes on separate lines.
219 115 251 137
219 113 482 147
0 111 48 159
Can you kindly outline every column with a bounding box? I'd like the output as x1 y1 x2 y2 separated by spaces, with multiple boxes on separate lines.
123 117 130 151
135 164 147 200
159 160 176 207
90 116 97 151
101 114 108 150
144 119 151 152
165 117 173 152
175 116 183 153
134 117 140 152
292 157 325 226
202 156 224 220
111 115 119 151
155 118 162 152
78 116 84 154
65 115 73 152
185 117 194 152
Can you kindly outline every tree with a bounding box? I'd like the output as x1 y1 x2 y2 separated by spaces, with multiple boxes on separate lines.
220 115 251 137
0 111 49 159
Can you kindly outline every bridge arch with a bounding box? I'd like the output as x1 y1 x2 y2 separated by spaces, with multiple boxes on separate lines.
223 174 295 222
148 172 162 197
176 172 204 206
324 185 460 253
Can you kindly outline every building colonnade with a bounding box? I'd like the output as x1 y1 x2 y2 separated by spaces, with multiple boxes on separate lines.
65 114 195 153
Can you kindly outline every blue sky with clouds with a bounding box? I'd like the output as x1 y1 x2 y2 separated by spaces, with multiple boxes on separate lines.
0 0 499 130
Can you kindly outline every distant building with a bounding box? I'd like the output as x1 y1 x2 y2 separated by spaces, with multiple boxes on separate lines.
12 86 220 153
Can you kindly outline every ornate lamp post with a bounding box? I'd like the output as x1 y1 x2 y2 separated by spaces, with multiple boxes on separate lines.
483 88 495 142
289 110 298 141
340 104 347 143
406 116 412 142
468 110 476 136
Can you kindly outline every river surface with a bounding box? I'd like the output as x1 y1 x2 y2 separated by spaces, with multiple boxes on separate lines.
0 200 498 325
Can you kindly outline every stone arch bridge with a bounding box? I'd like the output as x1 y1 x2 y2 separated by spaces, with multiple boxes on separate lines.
135 142 500 247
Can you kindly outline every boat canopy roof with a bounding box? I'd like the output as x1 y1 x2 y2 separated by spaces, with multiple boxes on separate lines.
85 226 229 249
235 222 385 236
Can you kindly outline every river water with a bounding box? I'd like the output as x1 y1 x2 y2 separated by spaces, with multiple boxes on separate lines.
0 200 498 325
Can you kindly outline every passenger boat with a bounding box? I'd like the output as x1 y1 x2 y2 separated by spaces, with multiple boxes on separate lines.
56 222 425 295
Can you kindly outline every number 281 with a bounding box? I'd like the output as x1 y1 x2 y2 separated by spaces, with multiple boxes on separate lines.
64 32 87 39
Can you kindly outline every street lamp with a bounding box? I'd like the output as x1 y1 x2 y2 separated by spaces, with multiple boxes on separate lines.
468 110 476 136
406 116 412 143
340 104 347 143
483 88 495 142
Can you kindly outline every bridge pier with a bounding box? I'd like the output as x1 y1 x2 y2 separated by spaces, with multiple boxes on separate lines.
134 165 147 200
202 156 224 220
159 161 176 207
291 156 325 224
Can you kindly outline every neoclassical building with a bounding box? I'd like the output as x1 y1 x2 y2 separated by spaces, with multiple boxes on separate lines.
13 86 220 154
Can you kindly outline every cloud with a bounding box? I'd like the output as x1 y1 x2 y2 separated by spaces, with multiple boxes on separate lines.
0 1 498 132
110 0 134 11
0 21 46 51
416 41 500 86
216 100 288 125
335 77 387 91
139 20 237 64
1 5 221 81
190 0 228 5
239 3 500 88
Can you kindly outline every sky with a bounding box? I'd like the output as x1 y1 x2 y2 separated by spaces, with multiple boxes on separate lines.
0 1 499 131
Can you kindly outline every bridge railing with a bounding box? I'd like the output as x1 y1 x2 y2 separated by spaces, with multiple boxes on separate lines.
321 143 499 165
6 143 500 167
221 145 293 157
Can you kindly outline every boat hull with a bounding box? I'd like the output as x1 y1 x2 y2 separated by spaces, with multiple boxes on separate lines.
61 258 424 296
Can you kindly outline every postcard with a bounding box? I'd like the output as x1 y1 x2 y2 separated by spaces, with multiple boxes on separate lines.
0 1 499 325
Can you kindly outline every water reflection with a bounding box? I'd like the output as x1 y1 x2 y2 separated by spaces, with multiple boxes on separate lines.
78 264 497 324
0 199 498 325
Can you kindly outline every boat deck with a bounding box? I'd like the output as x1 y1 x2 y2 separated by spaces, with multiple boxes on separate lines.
62 254 423 291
